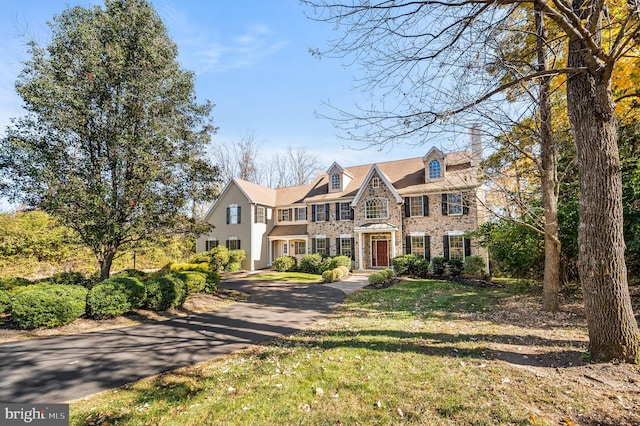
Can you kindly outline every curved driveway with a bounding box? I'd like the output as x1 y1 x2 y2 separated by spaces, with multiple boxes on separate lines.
0 277 359 403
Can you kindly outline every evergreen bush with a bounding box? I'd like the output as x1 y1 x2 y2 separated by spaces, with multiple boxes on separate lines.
431 257 446 275
170 262 211 274
300 254 324 274
172 271 207 293
204 271 221 293
274 256 298 272
463 255 486 278
0 289 11 314
11 285 87 329
368 272 386 285
321 270 334 283
209 246 230 272
87 277 146 318
144 276 188 310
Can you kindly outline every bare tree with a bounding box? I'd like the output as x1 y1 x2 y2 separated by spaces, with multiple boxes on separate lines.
304 0 640 362
212 131 260 183
286 145 322 186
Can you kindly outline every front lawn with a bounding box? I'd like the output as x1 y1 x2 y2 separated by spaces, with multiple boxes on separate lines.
245 272 323 282
70 279 640 425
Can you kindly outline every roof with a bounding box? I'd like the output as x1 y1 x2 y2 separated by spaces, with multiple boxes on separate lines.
233 178 277 206
268 224 308 237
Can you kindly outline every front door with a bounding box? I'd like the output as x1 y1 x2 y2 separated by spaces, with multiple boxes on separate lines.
372 240 389 267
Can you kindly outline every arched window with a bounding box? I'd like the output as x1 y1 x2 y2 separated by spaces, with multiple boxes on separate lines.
365 198 389 219
331 173 341 190
429 160 441 179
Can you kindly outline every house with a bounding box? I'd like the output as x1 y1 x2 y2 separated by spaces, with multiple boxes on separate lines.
197 129 488 271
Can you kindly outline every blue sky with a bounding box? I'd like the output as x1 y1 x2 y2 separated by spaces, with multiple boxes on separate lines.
0 0 460 174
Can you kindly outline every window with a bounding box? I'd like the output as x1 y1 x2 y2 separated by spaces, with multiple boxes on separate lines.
406 235 431 260
429 160 442 179
227 205 241 224
313 204 328 222
337 202 353 220
365 198 389 219
315 238 328 255
411 236 425 258
331 173 341 190
442 193 464 216
294 241 306 255
295 207 307 221
448 235 464 260
256 206 265 224
282 242 288 255
226 238 241 250
338 237 354 259
371 177 380 188
409 196 425 217
279 208 291 222
205 240 219 251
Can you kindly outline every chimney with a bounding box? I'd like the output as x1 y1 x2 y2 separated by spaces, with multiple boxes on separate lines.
470 125 482 167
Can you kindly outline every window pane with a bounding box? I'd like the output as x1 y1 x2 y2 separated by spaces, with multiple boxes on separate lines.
449 236 464 260
340 238 352 258
429 160 441 179
340 202 352 220
296 207 307 221
295 241 306 255
410 196 423 216
331 173 341 190
316 238 327 255
448 194 463 215
257 206 265 223
366 198 388 219
315 205 326 221
229 205 239 224
411 236 425 258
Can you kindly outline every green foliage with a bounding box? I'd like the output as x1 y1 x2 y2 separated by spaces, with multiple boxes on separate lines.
368 272 386 285
0 0 219 280
204 271 221 293
188 251 212 264
338 266 350 277
228 250 246 266
172 271 207 293
112 269 148 281
87 277 146 318
463 255 486 278
327 255 352 270
431 257 446 275
226 262 241 272
274 256 298 272
321 270 334 283
170 262 212 274
11 285 87 329
38 271 94 288
209 246 230 272
144 276 188 311
447 259 464 277
300 254 324 274
0 289 11 313
382 268 395 280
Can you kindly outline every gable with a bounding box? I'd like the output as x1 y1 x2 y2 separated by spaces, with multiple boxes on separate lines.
350 164 403 207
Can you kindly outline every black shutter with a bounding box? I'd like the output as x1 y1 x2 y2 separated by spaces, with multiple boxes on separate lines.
462 192 469 215
405 197 411 217
237 206 241 224
311 205 316 222
226 207 230 224
464 238 471 257
405 235 412 255
226 239 230 249
311 238 316 254
325 204 330 221
306 206 309 221
350 238 355 260
326 238 331 255
336 203 341 220
441 194 448 216
423 195 430 216
336 238 341 255
425 236 431 261
288 208 292 221
443 235 450 260
237 240 241 250
350 206 354 220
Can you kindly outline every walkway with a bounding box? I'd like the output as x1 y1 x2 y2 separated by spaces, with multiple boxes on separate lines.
0 276 368 403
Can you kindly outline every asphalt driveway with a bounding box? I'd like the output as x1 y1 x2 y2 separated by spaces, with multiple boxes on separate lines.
0 277 355 403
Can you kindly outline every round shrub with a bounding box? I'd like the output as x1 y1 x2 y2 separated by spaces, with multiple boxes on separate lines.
274 255 298 272
112 269 147 281
322 270 334 283
382 268 395 280
226 262 241 272
368 272 386 285
209 246 230 272
87 277 146 318
329 255 352 270
431 257 446 275
0 289 11 314
144 276 188 311
11 285 87 329
43 271 94 288
189 251 212 264
331 268 342 281
464 255 486 278
338 266 350 277
205 271 221 293
447 258 464 276
170 262 212 274
173 271 207 293
228 249 246 265
300 254 323 274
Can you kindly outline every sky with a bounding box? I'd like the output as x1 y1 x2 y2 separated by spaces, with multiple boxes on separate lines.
0 0 469 184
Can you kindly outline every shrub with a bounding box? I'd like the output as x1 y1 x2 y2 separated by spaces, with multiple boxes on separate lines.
322 270 334 283
464 255 486 278
0 277 34 297
447 258 464 277
0 289 11 314
392 254 425 276
338 266 350 277
300 254 324 274
173 271 207 293
4 282 50 298
204 271 221 293
144 276 188 311
112 269 147 282
189 251 212 264
87 277 146 318
431 257 446 275
328 255 352 270
274 256 298 272
226 262 241 272
368 272 386 285
209 246 230 272
228 249 246 265
170 262 212 274
40 271 94 288
382 268 395 280
414 258 431 278
11 285 87 329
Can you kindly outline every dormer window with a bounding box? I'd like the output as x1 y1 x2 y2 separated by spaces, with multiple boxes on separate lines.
371 177 380 188
429 160 442 179
331 173 341 190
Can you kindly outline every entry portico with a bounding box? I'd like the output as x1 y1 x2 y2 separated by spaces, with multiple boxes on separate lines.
354 223 398 270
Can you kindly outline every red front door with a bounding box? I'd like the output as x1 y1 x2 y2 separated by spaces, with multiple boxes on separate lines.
373 240 389 267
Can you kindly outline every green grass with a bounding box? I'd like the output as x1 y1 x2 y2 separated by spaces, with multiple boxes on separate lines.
245 272 323 282
69 279 624 426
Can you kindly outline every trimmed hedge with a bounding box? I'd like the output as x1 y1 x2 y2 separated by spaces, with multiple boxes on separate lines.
144 276 188 311
431 257 446 275
0 289 11 314
328 255 352 270
170 262 212 274
368 272 386 285
204 271 221 293
38 271 94 288
300 254 324 274
87 277 146 318
274 256 298 272
172 271 207 293
11 285 87 329
112 269 147 281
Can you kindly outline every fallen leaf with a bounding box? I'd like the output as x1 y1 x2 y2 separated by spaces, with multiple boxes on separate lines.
397 408 404 417
316 387 324 396
374 400 382 408
301 404 311 413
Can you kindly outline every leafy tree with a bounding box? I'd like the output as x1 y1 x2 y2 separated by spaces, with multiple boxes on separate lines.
0 0 218 281
305 0 640 362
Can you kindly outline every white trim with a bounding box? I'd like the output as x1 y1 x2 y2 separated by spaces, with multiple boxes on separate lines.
350 164 403 207
340 233 352 238
410 231 426 237
448 230 465 236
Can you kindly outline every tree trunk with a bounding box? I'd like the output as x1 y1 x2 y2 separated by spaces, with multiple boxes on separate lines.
98 247 117 282
567 9 640 362
536 4 560 312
